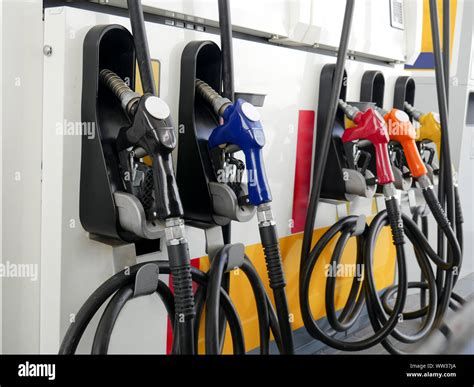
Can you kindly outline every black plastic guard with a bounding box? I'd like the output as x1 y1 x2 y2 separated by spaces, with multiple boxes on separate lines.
80 24 138 242
177 41 226 225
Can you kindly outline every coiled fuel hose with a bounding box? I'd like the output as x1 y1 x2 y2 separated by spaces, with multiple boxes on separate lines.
59 261 245 354
299 0 464 354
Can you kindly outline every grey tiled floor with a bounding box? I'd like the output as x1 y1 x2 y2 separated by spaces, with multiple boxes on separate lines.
295 273 474 355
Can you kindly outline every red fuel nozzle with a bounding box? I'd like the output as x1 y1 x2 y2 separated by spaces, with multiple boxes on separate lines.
339 101 394 185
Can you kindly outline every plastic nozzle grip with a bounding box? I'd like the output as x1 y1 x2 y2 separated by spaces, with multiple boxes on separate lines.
242 147 271 205
208 99 272 205
341 108 394 185
124 95 184 219
385 109 427 178
419 112 442 160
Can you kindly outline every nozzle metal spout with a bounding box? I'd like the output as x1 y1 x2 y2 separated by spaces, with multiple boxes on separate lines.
338 99 360 121
195 79 232 117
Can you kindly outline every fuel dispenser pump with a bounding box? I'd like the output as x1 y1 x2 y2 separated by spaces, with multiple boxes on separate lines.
60 0 218 355
55 0 466 357
299 0 465 355
300 0 408 351
176 0 294 355
194 79 294 354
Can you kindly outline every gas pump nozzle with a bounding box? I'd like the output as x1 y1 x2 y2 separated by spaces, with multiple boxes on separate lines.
375 106 428 179
196 79 272 206
338 100 395 188
100 69 183 221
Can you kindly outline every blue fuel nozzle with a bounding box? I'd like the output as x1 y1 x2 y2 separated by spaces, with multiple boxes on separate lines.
207 98 272 206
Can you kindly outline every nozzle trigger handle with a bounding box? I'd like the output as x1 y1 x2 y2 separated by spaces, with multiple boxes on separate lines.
208 99 272 206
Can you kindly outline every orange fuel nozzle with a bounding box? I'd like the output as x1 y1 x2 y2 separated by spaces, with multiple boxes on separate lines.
377 107 428 179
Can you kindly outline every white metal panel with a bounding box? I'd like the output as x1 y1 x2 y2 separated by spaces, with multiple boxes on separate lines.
1 0 43 354
310 0 407 62
40 6 68 354
139 0 421 62
403 0 423 65
143 0 289 37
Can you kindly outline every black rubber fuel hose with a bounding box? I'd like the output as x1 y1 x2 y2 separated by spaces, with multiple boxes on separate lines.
259 223 295 354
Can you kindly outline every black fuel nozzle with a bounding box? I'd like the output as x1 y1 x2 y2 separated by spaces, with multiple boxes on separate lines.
100 69 183 221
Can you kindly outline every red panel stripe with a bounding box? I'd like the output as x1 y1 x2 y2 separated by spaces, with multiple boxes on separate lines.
292 110 315 234
166 257 201 354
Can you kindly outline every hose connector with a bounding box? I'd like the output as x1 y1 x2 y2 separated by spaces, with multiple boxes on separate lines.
257 203 276 228
417 174 433 190
165 217 186 246
403 102 423 122
195 79 232 117
383 183 398 200
99 69 140 116
385 195 405 246
338 99 360 121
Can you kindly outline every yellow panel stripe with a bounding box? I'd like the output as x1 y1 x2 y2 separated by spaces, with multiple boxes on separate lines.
421 0 457 55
